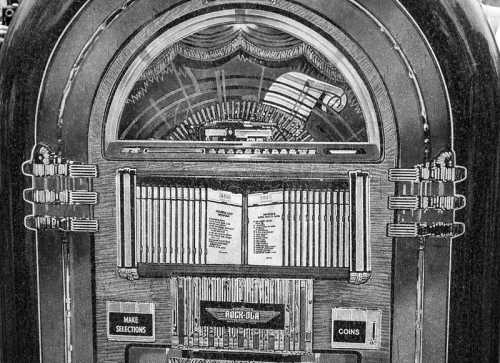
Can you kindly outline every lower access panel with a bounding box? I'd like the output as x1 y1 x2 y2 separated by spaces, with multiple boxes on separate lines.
126 346 361 363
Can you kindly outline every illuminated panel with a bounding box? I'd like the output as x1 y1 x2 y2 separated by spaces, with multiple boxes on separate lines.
105 16 380 160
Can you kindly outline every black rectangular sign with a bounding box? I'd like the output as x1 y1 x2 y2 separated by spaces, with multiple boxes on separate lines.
200 301 285 329
108 312 153 337
332 320 366 343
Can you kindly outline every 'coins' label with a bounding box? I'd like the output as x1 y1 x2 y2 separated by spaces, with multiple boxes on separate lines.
200 301 284 329
332 320 366 343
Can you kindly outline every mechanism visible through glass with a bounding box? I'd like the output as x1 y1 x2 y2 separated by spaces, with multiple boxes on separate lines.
118 24 367 144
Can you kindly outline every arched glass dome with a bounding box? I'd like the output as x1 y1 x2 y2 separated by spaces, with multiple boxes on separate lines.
104 10 380 159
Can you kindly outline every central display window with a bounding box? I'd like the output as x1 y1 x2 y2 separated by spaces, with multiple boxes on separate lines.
116 169 371 281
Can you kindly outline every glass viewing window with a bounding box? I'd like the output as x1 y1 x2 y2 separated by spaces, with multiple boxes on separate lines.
104 14 380 160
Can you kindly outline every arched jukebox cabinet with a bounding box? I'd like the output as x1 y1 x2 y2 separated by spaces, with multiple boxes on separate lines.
3 0 500 362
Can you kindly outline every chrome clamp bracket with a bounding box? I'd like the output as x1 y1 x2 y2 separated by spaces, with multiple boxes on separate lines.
22 144 99 232
387 150 466 239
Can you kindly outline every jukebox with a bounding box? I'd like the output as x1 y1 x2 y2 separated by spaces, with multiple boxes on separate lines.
1 0 499 362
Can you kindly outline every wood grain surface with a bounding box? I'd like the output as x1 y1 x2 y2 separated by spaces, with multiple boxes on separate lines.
90 159 395 362
86 1 397 361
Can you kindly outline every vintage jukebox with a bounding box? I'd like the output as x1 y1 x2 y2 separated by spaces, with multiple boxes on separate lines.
1 0 499 362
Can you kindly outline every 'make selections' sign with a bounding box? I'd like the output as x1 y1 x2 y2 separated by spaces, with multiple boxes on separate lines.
107 301 155 342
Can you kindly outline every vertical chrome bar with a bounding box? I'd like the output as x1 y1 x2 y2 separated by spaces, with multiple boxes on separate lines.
282 280 288 352
194 187 200 264
294 280 300 351
186 186 191 264
365 173 371 273
191 277 195 347
275 279 281 351
212 278 217 349
152 186 159 263
301 190 307 267
354 173 362 271
348 171 371 275
159 186 165 264
207 278 214 347
232 278 237 350
264 279 269 350
238 278 248 349
258 279 264 351
171 277 178 343
237 279 244 349
306 279 313 352
165 186 171 264
343 188 350 269
286 279 293 352
181 187 187 263
185 277 190 347
288 189 297 266
217 278 222 348
171 185 176 263
189 186 195 264
216 277 224 348
191 186 201 264
283 188 289 267
314 190 320 267
178 278 185 346
415 238 425 363
206 277 211 348
201 187 207 264
363 172 370 272
337 189 344 267
299 280 306 352
334 189 340 267
62 239 72 363
194 277 200 347
141 185 147 263
290 280 295 351
245 278 251 349
222 279 227 349
345 188 350 268
251 279 258 351
189 276 194 347
174 185 180 264
116 171 123 267
268 279 274 351
183 277 188 346
147 186 153 263
289 189 295 266
278 279 284 351
125 172 132 266
307 190 314 267
326 189 332 267
135 182 140 266
201 277 207 347
319 190 326 267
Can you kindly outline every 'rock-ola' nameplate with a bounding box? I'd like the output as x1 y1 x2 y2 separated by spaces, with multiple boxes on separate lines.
107 301 155 342
200 301 285 329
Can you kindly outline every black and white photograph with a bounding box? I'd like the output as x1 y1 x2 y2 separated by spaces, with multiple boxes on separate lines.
1 0 499 362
